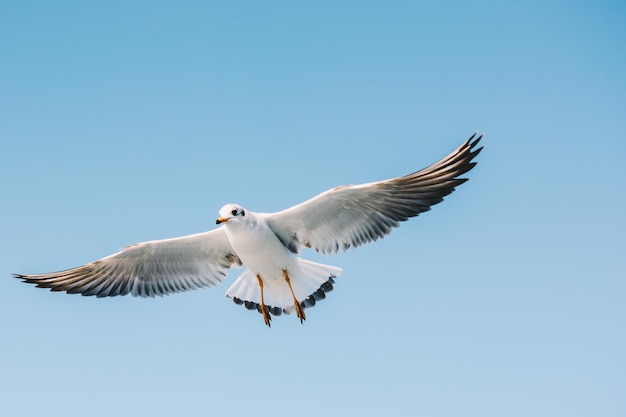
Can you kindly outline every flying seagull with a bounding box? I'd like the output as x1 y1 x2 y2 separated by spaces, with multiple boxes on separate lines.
15 133 483 326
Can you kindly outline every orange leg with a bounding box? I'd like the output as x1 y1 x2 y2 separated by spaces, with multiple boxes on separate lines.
283 269 306 323
256 275 271 327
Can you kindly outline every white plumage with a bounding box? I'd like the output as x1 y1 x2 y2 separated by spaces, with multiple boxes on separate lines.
15 133 483 326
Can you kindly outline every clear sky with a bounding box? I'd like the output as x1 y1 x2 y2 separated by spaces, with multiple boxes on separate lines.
1 1 624 416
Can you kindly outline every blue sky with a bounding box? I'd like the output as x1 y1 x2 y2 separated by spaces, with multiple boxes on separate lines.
1 1 625 416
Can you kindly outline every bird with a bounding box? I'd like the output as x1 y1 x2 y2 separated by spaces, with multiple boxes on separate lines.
14 133 483 327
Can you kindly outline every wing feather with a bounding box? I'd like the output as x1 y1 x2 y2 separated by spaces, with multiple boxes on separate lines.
266 133 483 254
14 228 241 297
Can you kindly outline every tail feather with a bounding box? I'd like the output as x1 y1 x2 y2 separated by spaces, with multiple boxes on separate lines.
225 259 342 316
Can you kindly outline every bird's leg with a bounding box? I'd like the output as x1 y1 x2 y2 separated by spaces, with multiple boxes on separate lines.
283 269 306 323
256 275 271 327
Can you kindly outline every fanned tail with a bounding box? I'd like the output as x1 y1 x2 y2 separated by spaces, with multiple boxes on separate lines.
225 259 342 317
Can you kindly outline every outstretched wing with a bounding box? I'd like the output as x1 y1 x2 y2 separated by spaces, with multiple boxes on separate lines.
265 133 483 255
14 228 241 297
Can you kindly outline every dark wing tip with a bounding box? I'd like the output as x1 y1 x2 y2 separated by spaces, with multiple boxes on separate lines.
12 273 35 283
467 131 484 155
452 131 484 176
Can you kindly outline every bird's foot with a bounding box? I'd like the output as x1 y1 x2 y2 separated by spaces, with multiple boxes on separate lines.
257 275 271 328
260 305 272 327
283 269 306 324
294 299 306 324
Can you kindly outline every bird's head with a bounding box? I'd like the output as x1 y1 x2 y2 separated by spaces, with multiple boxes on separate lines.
216 204 247 225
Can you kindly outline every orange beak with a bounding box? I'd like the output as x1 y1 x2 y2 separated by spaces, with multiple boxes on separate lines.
216 217 228 224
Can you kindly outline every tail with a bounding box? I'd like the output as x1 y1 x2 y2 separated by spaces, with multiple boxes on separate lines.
225 259 342 317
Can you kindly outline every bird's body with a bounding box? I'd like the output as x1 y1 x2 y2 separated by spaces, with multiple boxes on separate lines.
221 209 292 278
14 133 483 326
218 206 342 323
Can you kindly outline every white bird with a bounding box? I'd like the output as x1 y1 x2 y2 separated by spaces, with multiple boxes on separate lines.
15 133 483 326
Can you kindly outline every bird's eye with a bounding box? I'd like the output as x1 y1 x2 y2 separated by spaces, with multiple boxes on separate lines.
231 209 238 216
240 210 245 217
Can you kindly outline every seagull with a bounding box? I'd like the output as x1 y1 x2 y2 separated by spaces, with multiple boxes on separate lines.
14 133 483 326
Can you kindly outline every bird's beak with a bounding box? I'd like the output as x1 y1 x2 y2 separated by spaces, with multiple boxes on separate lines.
216 217 228 225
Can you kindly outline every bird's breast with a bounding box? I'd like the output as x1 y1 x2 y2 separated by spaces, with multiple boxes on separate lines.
225 222 293 277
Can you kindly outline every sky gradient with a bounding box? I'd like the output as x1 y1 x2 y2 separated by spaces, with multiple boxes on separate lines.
1 1 625 416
